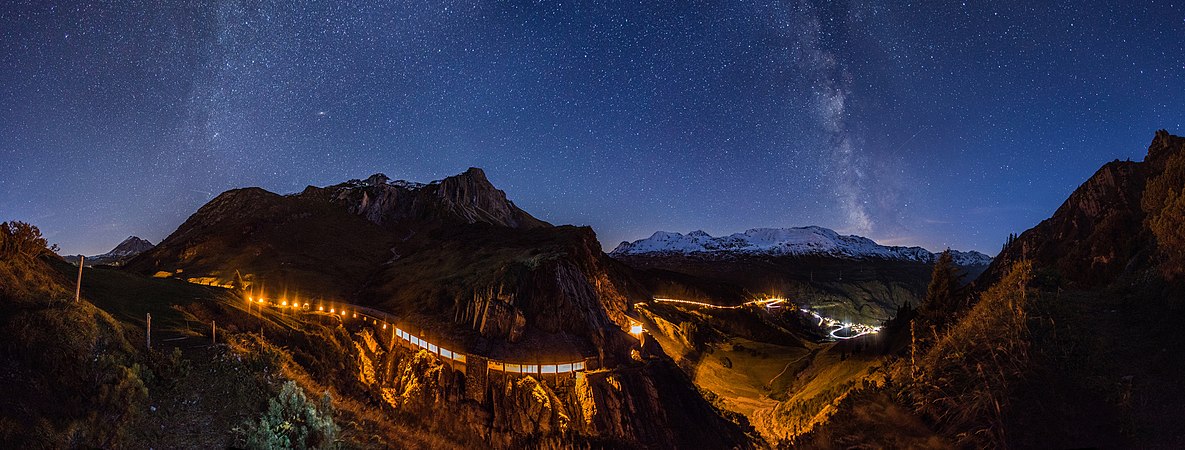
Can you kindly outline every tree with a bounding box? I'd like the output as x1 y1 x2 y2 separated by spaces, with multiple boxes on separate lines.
918 249 963 330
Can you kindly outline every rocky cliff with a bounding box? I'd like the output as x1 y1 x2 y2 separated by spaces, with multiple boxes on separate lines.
981 130 1185 288
362 225 643 362
325 168 549 230
348 325 753 449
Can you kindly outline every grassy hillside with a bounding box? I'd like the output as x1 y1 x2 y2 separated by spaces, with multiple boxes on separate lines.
0 223 147 447
796 259 1185 448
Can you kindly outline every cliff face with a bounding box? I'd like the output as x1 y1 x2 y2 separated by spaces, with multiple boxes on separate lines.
981 130 1185 288
366 225 643 362
349 326 752 449
325 168 549 230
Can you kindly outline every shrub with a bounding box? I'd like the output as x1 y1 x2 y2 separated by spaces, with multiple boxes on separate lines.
0 221 53 260
240 380 339 449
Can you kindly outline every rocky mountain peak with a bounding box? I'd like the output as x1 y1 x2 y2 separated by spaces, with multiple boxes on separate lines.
1146 129 1185 171
323 168 550 230
429 168 549 229
364 173 390 186
62 235 155 266
110 236 154 255
981 130 1183 287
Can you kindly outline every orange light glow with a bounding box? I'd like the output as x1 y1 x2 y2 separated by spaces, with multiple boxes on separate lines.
318 306 324 311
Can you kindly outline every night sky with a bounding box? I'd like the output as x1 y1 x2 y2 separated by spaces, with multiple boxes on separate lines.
2 1 1183 256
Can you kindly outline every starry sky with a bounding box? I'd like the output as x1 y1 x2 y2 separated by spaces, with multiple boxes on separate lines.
2 1 1183 256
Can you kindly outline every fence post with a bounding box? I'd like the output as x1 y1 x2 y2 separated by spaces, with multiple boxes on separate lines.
75 255 84 303
146 313 151 350
212 320 216 345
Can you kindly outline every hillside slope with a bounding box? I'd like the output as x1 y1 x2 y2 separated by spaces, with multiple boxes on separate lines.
801 130 1185 448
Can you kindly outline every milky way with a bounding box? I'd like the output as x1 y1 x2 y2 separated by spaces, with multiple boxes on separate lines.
2 1 1182 255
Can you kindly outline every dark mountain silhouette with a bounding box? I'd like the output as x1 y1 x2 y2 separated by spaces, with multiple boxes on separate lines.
981 129 1185 291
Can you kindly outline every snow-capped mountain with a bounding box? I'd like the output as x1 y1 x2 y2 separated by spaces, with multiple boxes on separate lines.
61 236 155 266
610 226 994 266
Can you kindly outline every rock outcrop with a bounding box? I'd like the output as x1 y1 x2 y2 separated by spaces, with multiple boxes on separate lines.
351 324 753 449
981 130 1185 288
327 168 550 230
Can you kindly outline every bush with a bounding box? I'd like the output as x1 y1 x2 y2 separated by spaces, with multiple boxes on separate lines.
0 221 53 260
240 380 339 450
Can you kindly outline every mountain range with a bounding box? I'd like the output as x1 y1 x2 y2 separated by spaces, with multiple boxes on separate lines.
611 226 994 266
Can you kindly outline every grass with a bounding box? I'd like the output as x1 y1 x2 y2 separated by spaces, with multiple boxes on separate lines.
638 297 885 446
693 338 812 416
906 261 1033 448
47 257 231 330
0 250 147 447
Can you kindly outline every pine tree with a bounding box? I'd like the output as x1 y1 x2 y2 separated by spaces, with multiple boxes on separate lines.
919 249 962 330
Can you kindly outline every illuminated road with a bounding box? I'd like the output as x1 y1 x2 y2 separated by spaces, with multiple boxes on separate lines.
799 308 881 340
652 297 787 310
237 292 591 376
647 295 878 340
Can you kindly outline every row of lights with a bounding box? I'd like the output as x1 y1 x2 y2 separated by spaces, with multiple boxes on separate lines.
244 293 593 374
246 295 359 318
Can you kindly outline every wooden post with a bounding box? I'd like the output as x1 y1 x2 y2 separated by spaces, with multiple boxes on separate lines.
211 320 216 345
75 255 84 303
909 321 917 381
146 313 152 350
